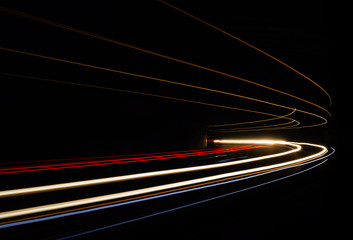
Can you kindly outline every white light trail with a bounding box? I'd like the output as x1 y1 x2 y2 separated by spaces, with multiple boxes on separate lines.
0 140 327 221
0 140 298 198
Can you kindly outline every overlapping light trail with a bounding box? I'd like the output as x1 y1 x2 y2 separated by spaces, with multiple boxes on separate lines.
0 3 332 238
56 153 333 240
0 145 258 175
0 140 329 228
0 71 299 131
0 3 330 132
159 0 332 106
0 47 326 131
0 5 331 113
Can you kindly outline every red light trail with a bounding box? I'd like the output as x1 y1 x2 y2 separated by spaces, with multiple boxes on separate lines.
0 145 260 174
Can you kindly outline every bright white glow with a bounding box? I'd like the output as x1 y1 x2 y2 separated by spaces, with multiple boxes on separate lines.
0 140 327 221
213 139 287 145
0 140 299 198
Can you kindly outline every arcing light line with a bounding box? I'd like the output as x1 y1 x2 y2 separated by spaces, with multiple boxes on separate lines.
3 146 334 229
0 141 298 198
0 52 307 118
0 71 302 131
0 140 326 221
0 68 327 131
0 145 259 174
208 108 297 128
0 145 246 166
211 118 298 132
0 152 332 231
55 155 332 240
0 6 331 115
159 0 332 106
0 72 289 121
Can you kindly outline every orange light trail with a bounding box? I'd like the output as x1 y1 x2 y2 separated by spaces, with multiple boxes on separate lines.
211 119 299 133
0 2 333 234
0 5 331 115
159 0 332 106
0 47 327 130
0 140 328 223
0 72 294 123
208 108 297 128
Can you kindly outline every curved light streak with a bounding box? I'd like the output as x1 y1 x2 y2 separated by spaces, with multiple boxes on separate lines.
0 3 332 235
0 140 327 221
211 118 299 132
0 141 296 198
0 71 301 134
159 0 332 106
0 66 327 131
0 145 259 174
56 153 332 240
0 149 333 231
0 5 331 113
208 108 297 128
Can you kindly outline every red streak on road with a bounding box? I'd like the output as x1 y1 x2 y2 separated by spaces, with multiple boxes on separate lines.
0 145 264 174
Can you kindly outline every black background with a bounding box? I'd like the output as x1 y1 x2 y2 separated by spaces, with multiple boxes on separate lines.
1 1 345 239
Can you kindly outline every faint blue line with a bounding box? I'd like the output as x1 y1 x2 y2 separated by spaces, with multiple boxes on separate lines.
57 148 333 239
0 148 334 235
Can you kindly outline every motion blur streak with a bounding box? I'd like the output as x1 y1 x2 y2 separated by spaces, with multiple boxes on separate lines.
0 151 333 231
0 69 328 130
208 108 297 127
0 71 289 121
57 154 332 240
0 142 294 198
0 71 304 132
158 0 332 106
0 5 331 113
0 140 327 222
0 145 258 175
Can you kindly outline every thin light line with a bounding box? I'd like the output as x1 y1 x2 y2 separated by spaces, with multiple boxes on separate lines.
0 5 332 113
208 108 297 128
212 118 298 132
159 0 332 106
0 149 333 231
57 156 332 239
0 141 298 198
0 71 288 119
0 141 327 220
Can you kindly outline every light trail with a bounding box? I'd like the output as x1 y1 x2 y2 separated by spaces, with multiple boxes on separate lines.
159 0 332 106
0 69 327 131
0 150 333 231
0 3 330 132
0 145 248 166
0 140 327 223
0 71 301 132
0 5 331 114
0 72 292 122
0 146 249 166
0 2 332 237
208 108 297 128
56 153 333 240
0 145 259 174
0 141 294 198
210 118 299 132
